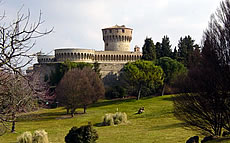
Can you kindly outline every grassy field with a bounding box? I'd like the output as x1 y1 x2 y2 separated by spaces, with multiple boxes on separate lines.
1 95 230 143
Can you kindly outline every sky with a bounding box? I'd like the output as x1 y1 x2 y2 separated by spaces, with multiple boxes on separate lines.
1 0 222 57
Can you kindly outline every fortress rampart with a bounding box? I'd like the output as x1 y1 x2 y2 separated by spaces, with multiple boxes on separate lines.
34 25 142 85
38 49 142 64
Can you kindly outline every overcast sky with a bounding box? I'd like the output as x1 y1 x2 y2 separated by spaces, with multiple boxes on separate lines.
1 0 222 56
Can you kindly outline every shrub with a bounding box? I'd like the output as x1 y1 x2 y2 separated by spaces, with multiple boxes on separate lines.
32 130 49 143
105 86 126 99
65 123 98 143
17 130 48 143
102 112 127 126
17 131 32 143
103 113 114 126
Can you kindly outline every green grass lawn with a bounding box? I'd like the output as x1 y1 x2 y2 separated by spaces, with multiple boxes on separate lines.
1 95 230 143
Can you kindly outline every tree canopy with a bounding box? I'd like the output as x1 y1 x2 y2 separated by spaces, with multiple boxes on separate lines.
177 35 198 68
157 57 187 96
56 67 105 116
157 35 172 59
141 38 156 61
121 60 163 100
48 60 101 86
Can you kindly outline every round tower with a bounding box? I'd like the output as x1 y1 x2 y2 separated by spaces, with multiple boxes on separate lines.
102 25 132 51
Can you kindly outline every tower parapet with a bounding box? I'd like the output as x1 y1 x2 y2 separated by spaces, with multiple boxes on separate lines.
102 25 132 52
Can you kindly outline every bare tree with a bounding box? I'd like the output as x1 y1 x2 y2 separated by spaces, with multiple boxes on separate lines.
173 0 230 137
0 73 35 132
0 8 52 74
56 67 105 117
80 68 105 113
0 5 52 134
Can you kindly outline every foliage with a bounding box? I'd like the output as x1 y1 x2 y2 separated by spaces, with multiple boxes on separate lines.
48 63 65 86
105 85 126 99
63 60 92 70
120 60 164 100
17 131 32 143
155 42 162 59
157 57 187 95
32 130 49 143
173 0 230 137
177 35 200 68
172 47 178 60
141 38 156 61
93 61 102 78
65 123 98 143
56 67 105 116
102 112 128 126
156 36 172 59
48 61 100 86
161 35 172 58
157 57 186 84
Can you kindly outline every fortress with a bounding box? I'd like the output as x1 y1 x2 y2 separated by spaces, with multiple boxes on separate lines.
33 25 142 85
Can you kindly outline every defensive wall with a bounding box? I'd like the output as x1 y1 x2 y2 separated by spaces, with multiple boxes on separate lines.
33 25 142 85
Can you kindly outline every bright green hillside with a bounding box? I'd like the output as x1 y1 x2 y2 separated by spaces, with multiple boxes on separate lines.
1 95 230 143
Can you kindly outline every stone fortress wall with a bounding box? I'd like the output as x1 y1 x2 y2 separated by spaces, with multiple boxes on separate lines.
38 49 141 64
35 25 142 84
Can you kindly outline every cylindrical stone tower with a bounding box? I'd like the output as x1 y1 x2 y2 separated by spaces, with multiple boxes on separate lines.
102 25 132 51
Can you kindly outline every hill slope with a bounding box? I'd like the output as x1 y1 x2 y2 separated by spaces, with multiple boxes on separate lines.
1 95 229 143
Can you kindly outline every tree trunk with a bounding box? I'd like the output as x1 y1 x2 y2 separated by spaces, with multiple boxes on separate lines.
137 84 142 100
161 84 166 96
70 109 75 118
67 108 69 114
84 105 87 114
11 112 16 133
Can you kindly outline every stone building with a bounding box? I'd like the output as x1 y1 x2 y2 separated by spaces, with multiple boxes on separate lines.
34 25 142 85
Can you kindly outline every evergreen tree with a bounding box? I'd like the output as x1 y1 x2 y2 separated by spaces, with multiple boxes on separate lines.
188 44 201 68
157 57 186 96
155 42 162 59
177 35 195 67
142 38 156 61
172 47 178 60
161 35 172 58
120 60 164 100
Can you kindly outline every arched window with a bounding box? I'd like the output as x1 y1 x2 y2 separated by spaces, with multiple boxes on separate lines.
81 53 83 60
